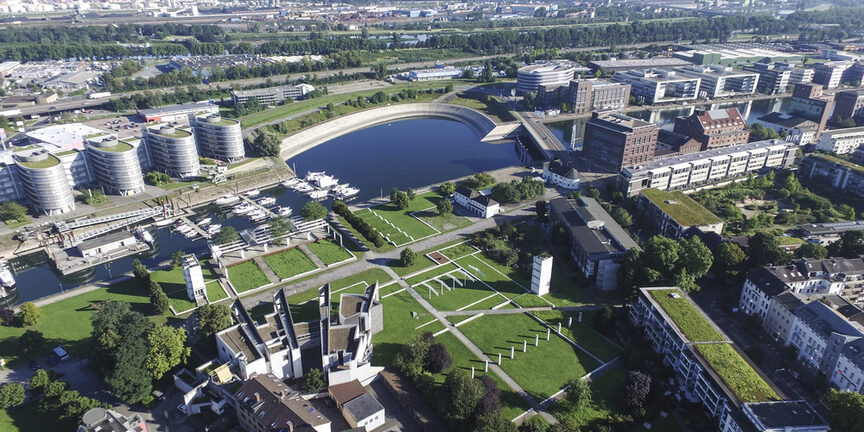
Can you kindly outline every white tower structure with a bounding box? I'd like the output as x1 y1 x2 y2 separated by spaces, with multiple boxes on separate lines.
183 254 207 303
531 254 553 296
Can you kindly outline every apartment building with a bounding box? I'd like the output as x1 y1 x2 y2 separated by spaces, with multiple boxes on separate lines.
743 63 791 95
674 65 759 99
565 79 631 113
142 123 200 178
516 60 579 94
231 83 316 106
788 83 834 138
834 89 864 120
799 153 864 199
753 112 819 145
189 113 245 163
673 108 750 150
233 374 331 432
816 126 864 154
630 287 827 432
610 69 701 104
618 139 797 197
547 197 640 290
84 135 145 196
812 61 850 89
637 188 724 239
582 112 659 173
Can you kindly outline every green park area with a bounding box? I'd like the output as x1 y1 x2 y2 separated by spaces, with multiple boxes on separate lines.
374 290 443 366
459 313 602 400
532 310 623 363
149 260 219 312
307 239 353 265
443 92 517 123
410 266 500 312
263 248 318 280
227 260 271 293
390 239 465 276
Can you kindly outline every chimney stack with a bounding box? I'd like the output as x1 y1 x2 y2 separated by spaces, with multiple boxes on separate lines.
254 392 261 403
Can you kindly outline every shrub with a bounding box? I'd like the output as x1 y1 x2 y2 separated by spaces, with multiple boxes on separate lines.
332 200 385 247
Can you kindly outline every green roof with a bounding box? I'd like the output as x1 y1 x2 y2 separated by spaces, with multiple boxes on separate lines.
648 288 724 342
206 118 239 126
640 188 722 227
55 150 78 157
695 343 781 403
13 145 38 153
154 128 192 138
17 154 60 169
93 141 134 152
809 153 864 176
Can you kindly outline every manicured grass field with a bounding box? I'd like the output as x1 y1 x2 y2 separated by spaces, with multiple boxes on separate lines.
695 343 780 403
462 293 509 311
455 255 528 298
532 311 623 363
227 261 271 293
415 210 472 232
511 294 554 307
367 192 441 241
420 273 498 312
459 313 602 400
0 278 167 365
307 239 353 265
648 288 723 342
205 280 228 302
373 290 440 366
263 248 318 280
150 260 219 313
390 238 465 277
438 242 478 260
405 263 459 286
356 209 412 245
432 331 530 420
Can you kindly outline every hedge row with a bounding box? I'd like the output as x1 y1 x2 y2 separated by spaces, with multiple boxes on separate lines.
333 200 385 248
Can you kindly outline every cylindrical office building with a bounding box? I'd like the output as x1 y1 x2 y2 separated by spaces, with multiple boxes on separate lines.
190 114 245 163
85 137 145 196
14 152 75 215
143 124 200 178
517 60 579 94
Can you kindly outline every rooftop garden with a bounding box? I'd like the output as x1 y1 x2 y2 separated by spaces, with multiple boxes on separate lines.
208 118 239 126
809 153 864 176
641 188 722 227
16 154 60 169
94 141 134 152
156 128 192 138
648 289 724 342
695 343 781 403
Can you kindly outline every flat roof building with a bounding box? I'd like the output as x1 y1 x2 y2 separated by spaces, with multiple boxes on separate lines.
517 60 579 94
587 57 692 73
673 43 803 65
13 150 74 215
673 65 759 99
799 153 864 200
85 135 145 196
618 139 797 197
743 63 792 95
143 124 199 178
610 69 701 104
672 108 750 151
753 112 819 145
78 407 147 432
835 89 864 121
26 123 109 151
137 101 219 122
547 196 640 290
406 66 463 81
816 126 864 155
231 84 315 106
582 112 658 173
637 188 724 239
565 79 630 114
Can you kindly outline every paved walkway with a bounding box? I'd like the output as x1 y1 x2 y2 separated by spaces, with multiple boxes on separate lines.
253 256 280 284
298 243 327 269
441 305 603 316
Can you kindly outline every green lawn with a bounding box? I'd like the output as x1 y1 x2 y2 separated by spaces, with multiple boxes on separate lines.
150 261 219 313
462 293 509 311
640 189 722 227
438 243 478 260
356 209 412 245
405 263 459 286
648 288 724 342
227 261 271 293
432 331 530 420
263 248 318 280
532 311 623 363
307 239 353 265
459 313 602 400
419 271 499 312
390 238 466 276
552 366 628 430
511 293 554 307
455 255 528 298
0 278 166 365
695 343 780 403
366 192 441 242
373 290 440 366
1 400 77 432
205 280 228 302
416 210 472 233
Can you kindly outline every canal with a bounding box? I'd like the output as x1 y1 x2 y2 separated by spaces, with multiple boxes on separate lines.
5 118 521 304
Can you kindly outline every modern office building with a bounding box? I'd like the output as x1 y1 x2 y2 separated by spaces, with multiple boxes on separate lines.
231 84 316 106
788 83 834 138
812 61 851 89
516 60 579 94
637 188 724 239
753 112 819 145
674 65 759 99
582 112 659 173
13 151 75 215
618 139 798 197
672 43 803 65
673 108 750 150
84 134 145 196
834 89 864 120
743 63 791 95
25 123 108 151
565 79 630 113
796 220 864 246
137 101 219 122
143 123 200 178
406 67 463 81
189 113 245 163
816 126 864 154
547 197 640 290
587 58 692 74
610 69 701 104
799 153 864 199
631 287 828 432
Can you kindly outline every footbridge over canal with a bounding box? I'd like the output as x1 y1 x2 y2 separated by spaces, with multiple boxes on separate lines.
276 102 559 162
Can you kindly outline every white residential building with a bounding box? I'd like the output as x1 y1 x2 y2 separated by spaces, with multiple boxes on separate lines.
618 140 798 197
541 159 579 189
611 69 701 104
453 185 500 218
817 126 864 154
674 65 759 99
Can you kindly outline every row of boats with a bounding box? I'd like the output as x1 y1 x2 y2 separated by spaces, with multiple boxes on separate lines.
281 171 359 201
173 217 221 239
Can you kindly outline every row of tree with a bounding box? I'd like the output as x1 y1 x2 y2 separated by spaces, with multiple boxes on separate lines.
332 200 385 247
491 177 546 204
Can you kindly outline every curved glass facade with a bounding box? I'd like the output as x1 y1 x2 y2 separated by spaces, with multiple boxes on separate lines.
15 154 75 215
86 141 145 196
191 115 245 162
144 125 200 178
517 60 578 94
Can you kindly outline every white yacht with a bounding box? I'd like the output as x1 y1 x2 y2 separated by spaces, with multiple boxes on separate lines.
232 203 254 215
207 224 222 235
243 189 261 198
215 195 240 206
257 197 276 206
282 178 300 188
276 206 292 216
0 259 16 290
294 182 314 193
195 217 212 226
308 189 329 200
134 228 154 245
332 184 360 200
248 209 267 222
